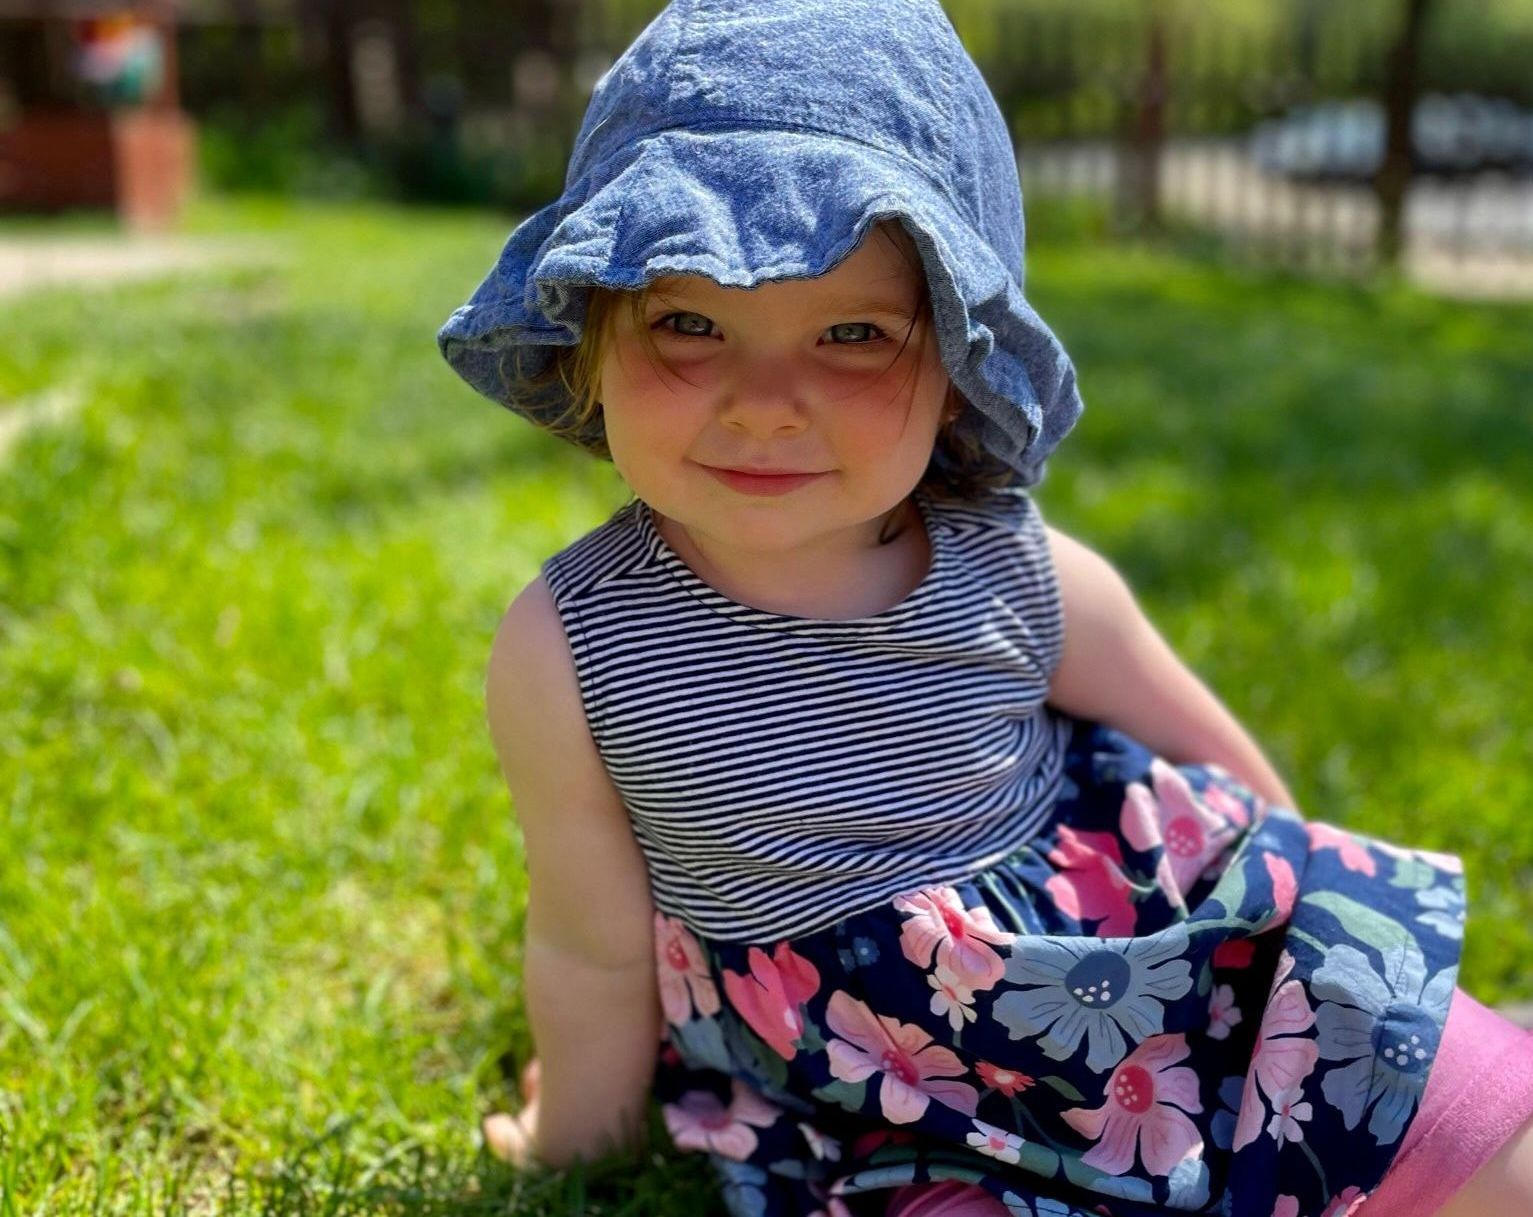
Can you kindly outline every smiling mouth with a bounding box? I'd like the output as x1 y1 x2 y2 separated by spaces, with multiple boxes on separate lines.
710 466 825 476
700 465 829 495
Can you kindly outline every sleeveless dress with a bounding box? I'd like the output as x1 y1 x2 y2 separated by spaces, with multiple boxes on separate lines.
539 488 1467 1217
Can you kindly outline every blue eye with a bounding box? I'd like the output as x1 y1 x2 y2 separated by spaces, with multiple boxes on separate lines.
826 322 885 345
657 312 716 338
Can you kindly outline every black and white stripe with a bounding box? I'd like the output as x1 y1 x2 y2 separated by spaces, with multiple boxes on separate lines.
541 486 1071 943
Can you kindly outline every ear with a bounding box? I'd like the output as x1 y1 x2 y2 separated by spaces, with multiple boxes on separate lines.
941 386 965 426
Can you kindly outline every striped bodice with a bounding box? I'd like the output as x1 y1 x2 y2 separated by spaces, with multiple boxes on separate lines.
540 486 1072 943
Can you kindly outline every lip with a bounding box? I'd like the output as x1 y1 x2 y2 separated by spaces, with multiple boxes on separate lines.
701 464 829 496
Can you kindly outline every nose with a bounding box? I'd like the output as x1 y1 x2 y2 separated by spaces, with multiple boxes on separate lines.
716 361 809 438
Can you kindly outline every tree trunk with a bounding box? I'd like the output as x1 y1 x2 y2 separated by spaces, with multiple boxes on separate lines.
1118 6 1167 236
1375 0 1433 270
321 0 361 145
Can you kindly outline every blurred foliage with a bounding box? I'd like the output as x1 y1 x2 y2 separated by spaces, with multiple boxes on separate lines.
177 0 1533 210
0 194 1530 1213
196 107 565 210
198 103 364 196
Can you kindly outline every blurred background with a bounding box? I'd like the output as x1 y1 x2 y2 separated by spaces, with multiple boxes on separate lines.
2 2 1531 1215
4 0 1533 284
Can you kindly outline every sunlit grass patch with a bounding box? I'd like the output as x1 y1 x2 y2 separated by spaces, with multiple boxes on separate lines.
2 194 1529 1213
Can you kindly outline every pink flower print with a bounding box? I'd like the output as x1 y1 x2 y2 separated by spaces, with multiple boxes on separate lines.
655 912 720 1024
1044 826 1137 937
928 966 978 1032
965 1120 1025 1164
1320 1187 1369 1217
1207 984 1243 1041
824 990 979 1124
1308 822 1377 877
1120 760 1239 897
797 1121 842 1162
1271 1198 1300 1217
721 942 821 1060
1265 1085 1313 1146
1256 854 1299 933
1062 1033 1204 1176
976 1061 1035 1096
663 1079 781 1161
893 886 1015 990
1233 951 1320 1150
1149 849 1187 917
1201 781 1252 829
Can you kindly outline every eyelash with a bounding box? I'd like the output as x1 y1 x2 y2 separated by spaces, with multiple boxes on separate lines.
651 312 890 347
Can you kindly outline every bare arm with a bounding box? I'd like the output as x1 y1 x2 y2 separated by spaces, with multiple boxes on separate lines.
1043 526 1299 812
484 574 660 1168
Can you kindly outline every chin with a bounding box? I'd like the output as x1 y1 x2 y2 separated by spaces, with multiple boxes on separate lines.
691 505 822 551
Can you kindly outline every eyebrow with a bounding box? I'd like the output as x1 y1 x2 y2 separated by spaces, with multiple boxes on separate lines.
813 295 919 318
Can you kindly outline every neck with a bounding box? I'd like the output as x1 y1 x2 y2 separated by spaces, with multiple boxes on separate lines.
653 498 930 620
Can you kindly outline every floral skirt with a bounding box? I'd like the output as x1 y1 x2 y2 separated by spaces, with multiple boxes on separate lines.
650 717 1468 1217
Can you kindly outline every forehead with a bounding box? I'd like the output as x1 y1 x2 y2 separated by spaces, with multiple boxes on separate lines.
646 223 924 310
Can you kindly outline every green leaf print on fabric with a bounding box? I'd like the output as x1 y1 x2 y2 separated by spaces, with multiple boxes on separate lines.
1388 853 1440 892
723 1015 791 1092
1038 1075 1084 1102
797 1014 828 1055
1302 891 1413 955
671 1013 732 1074
812 1075 868 1112
1205 839 1248 920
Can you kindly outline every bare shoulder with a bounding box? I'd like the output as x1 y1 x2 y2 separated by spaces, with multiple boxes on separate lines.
487 575 579 747
485 573 614 816
485 574 653 965
1043 522 1114 577
1043 523 1135 610
1041 522 1162 718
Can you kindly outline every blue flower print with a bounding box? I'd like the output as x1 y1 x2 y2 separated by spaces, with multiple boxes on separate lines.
1414 885 1465 941
1002 1193 1081 1216
1311 940 1456 1145
993 926 1194 1072
1166 1152 1211 1209
715 1158 769 1217
836 936 881 971
1209 1074 1244 1150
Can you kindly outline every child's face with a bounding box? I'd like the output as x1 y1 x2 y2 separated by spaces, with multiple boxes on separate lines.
597 223 951 555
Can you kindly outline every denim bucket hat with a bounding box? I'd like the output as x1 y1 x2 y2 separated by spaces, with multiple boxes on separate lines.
437 0 1084 487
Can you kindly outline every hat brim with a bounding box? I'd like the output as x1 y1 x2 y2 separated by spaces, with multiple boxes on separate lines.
437 126 1081 485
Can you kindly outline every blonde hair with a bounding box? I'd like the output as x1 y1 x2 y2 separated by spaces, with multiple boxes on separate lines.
510 223 1017 501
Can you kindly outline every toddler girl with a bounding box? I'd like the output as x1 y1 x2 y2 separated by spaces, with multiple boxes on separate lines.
437 1 1533 1213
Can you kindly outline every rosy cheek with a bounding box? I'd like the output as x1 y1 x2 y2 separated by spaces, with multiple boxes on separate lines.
817 372 940 445
807 358 910 407
609 338 724 399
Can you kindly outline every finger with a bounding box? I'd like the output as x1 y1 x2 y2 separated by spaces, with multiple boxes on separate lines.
481 1112 525 1164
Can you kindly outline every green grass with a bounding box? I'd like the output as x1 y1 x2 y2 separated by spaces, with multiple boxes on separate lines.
2 194 1530 1213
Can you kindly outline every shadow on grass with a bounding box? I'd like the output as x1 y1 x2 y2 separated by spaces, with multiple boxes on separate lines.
224 1112 723 1217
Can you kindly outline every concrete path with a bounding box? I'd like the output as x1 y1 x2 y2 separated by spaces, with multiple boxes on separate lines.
0 234 275 299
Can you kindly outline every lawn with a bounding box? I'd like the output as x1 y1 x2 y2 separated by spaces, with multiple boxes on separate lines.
2 195 1530 1214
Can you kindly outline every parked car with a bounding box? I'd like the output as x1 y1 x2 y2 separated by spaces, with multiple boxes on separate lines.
1251 94 1533 181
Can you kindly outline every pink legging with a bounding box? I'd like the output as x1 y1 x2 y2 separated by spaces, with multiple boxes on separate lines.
883 989 1533 1217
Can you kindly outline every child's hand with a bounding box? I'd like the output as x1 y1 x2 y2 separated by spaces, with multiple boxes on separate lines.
482 1058 541 1168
